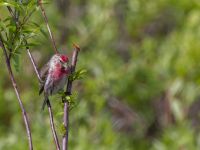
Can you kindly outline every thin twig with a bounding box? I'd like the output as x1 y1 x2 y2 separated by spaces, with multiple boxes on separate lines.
0 34 33 150
26 47 42 82
47 101 61 150
38 0 58 53
62 102 69 150
62 44 80 150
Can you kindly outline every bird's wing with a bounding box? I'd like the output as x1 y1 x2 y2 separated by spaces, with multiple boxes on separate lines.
40 62 50 81
39 62 49 95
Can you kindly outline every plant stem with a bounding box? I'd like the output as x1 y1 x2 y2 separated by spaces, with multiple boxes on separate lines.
38 0 58 54
62 44 80 150
0 34 33 150
47 100 61 150
62 102 69 150
26 47 42 82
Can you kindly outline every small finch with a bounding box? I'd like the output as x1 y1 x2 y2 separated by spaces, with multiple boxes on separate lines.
39 54 70 110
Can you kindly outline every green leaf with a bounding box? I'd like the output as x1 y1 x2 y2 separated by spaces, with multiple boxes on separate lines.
64 92 78 111
0 1 23 12
12 53 20 72
59 123 67 136
40 27 48 38
24 42 39 47
28 22 40 28
69 69 87 81
0 20 8 36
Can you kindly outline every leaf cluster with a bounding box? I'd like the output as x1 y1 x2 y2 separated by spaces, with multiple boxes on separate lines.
0 0 44 71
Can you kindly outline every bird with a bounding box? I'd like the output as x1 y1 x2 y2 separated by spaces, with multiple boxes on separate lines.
39 54 70 110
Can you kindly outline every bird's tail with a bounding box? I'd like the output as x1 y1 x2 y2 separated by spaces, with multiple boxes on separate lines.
41 96 50 110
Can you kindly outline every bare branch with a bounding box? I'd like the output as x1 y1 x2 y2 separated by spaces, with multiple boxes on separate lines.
0 34 33 150
62 44 80 150
26 47 42 82
62 102 69 150
38 0 58 53
47 101 61 150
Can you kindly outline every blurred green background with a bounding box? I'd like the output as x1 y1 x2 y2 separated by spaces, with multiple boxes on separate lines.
1 0 200 149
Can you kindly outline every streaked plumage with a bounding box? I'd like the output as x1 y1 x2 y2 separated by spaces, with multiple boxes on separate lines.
39 54 70 110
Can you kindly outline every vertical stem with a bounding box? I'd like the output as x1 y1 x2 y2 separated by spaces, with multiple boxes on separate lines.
0 35 33 150
62 44 80 150
62 102 69 150
38 0 58 54
26 48 42 82
47 101 61 150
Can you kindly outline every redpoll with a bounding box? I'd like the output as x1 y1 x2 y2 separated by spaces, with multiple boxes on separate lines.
39 54 70 110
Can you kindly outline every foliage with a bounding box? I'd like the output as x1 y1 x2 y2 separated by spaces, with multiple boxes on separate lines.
0 0 44 71
1 0 200 149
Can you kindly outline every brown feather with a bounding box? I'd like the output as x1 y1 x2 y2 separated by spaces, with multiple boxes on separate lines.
39 62 49 95
40 62 50 81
